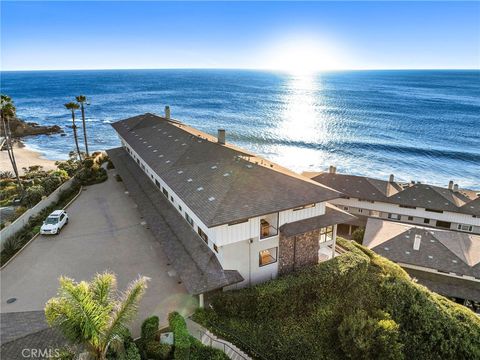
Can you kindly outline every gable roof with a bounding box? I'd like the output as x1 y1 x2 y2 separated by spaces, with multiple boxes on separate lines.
112 113 341 227
363 218 480 278
310 173 480 216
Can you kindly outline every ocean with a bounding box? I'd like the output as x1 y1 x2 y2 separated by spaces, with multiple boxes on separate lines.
1 69 479 189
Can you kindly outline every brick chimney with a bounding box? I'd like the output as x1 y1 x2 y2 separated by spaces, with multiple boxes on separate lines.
329 165 336 174
389 174 394 183
448 180 454 190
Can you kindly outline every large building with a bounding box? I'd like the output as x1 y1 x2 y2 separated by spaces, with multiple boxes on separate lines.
108 111 353 296
307 168 480 236
363 218 480 310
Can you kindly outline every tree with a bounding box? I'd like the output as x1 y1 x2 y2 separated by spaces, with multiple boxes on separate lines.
64 102 82 161
0 94 23 190
45 272 149 360
75 95 90 157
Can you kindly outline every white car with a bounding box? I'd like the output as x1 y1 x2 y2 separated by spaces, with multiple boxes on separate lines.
40 210 69 235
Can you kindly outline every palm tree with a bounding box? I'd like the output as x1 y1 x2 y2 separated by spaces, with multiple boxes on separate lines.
45 272 149 360
0 94 22 190
76 95 90 157
64 102 82 160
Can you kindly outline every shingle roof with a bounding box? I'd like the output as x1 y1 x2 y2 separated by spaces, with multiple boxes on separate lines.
363 218 480 278
311 173 480 216
112 114 341 228
280 204 356 237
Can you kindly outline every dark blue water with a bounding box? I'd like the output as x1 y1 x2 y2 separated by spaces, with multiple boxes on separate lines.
1 69 479 188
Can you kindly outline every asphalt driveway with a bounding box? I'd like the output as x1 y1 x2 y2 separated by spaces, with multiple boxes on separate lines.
0 170 196 336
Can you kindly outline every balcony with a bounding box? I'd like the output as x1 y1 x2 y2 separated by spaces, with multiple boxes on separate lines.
260 213 278 239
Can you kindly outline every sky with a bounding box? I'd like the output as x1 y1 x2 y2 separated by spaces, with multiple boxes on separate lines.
1 1 479 71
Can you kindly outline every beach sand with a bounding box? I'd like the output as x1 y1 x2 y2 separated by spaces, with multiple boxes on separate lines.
0 141 57 175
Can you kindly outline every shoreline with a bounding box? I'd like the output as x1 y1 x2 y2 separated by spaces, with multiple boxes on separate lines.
0 140 57 175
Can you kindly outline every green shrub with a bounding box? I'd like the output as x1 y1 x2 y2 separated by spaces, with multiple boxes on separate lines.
124 342 141 360
22 185 45 207
145 342 172 360
189 336 228 360
338 309 403 360
352 227 365 244
168 312 190 360
107 159 115 169
141 315 159 342
42 176 63 195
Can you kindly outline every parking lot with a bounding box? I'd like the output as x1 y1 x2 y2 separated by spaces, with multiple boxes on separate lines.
0 171 196 335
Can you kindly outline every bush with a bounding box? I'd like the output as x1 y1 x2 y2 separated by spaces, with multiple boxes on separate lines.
22 185 45 207
145 342 172 360
338 309 403 360
168 312 190 360
141 316 159 342
352 227 365 244
124 342 141 360
190 336 228 360
107 159 115 169
42 176 62 195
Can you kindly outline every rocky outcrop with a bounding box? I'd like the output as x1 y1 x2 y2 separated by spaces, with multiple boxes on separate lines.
1 117 63 138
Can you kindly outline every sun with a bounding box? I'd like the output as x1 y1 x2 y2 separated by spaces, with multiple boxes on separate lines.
265 37 344 75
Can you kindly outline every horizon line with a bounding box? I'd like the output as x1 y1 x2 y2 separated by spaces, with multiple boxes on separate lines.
1 67 479 73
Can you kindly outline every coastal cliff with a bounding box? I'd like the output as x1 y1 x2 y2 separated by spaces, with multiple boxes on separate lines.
1 117 63 138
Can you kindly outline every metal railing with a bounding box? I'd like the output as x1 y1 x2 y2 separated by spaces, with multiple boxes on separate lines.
199 330 250 360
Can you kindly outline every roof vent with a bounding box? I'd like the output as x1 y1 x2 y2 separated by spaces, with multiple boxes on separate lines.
165 106 171 119
217 129 226 145
413 234 421 251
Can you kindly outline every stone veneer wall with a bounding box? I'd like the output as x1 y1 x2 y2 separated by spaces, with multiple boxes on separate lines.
278 229 320 275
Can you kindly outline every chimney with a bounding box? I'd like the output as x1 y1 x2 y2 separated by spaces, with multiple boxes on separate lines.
389 174 394 183
448 180 454 190
217 129 226 145
453 184 459 192
329 165 336 174
164 106 171 119
413 234 421 251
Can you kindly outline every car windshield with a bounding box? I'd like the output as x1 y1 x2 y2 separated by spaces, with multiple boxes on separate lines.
45 217 59 225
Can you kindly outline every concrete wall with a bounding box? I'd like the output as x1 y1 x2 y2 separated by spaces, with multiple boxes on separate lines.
0 178 76 251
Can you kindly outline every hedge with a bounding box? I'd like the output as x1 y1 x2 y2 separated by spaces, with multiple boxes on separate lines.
193 238 480 360
141 315 159 342
168 312 190 360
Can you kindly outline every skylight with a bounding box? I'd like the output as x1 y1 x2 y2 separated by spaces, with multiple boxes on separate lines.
197 187 204 191
187 178 193 182
208 197 215 201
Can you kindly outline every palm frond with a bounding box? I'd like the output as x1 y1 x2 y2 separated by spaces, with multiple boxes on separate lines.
90 271 117 308
104 276 150 345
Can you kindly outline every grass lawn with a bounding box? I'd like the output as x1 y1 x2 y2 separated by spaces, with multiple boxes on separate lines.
194 238 480 360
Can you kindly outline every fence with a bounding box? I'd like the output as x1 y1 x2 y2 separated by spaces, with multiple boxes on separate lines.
0 177 76 251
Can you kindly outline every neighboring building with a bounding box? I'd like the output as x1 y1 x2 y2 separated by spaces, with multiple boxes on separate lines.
110 111 354 292
307 168 480 236
363 218 480 311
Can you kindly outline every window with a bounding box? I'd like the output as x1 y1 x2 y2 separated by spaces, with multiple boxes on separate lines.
198 228 208 243
293 203 315 211
437 221 451 229
162 188 169 198
408 216 414 221
213 244 219 253
424 218 430 224
141 164 145 171
170 196 174 203
259 247 278 266
457 224 473 232
178 205 182 212
426 208 443 213
358 209 363 213
399 205 416 209
185 213 194 227
388 213 401 220
155 179 160 188
319 226 334 243
260 213 279 239
343 206 349 211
